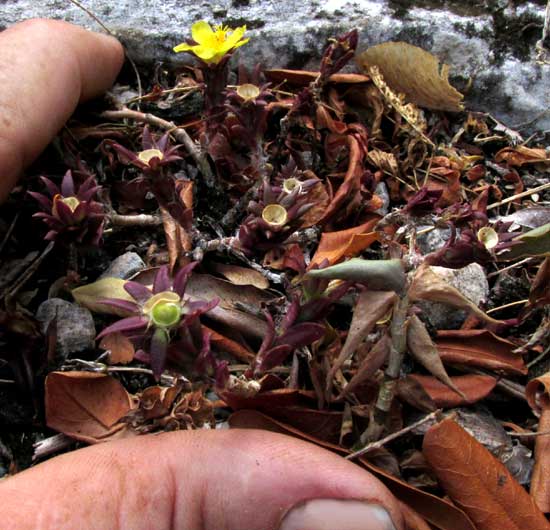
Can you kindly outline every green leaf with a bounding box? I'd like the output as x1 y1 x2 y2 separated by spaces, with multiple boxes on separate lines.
72 278 134 316
498 223 550 261
305 259 406 293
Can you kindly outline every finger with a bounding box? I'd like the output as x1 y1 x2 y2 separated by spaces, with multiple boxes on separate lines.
0 429 403 530
0 18 124 200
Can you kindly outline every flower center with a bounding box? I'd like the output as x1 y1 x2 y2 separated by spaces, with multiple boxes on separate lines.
236 84 261 102
477 226 499 250
282 178 301 194
262 204 288 228
138 149 164 166
52 194 81 215
142 291 182 328
151 301 182 328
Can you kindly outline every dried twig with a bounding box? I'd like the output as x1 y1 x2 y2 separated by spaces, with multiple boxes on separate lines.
487 182 550 210
347 409 442 460
108 213 163 227
100 108 216 188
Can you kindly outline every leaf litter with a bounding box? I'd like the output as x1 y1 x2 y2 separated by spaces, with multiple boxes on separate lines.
1 20 549 529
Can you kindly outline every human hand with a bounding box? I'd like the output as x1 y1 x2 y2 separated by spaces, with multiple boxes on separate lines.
0 19 402 530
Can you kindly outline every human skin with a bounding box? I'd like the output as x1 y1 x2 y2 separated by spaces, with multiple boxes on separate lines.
0 19 403 530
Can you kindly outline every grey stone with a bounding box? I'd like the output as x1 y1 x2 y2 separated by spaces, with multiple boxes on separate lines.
36 298 96 358
416 225 452 254
417 262 489 330
0 1 548 131
374 181 390 215
99 251 145 280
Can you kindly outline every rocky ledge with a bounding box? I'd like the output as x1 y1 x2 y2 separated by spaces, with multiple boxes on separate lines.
1 0 549 130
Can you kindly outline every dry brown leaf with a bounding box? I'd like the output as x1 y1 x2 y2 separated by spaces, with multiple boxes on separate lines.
407 314 464 397
310 217 379 267
527 372 550 415
229 409 476 530
423 418 550 530
327 290 397 391
45 371 135 443
203 324 255 363
210 262 269 289
72 277 134 316
160 206 191 273
264 68 371 86
436 329 527 376
399 502 432 530
530 406 550 513
398 374 497 411
99 332 135 364
338 332 391 398
495 146 550 167
357 42 464 112
409 265 504 327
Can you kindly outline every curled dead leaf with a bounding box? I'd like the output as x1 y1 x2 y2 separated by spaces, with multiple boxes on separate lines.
45 371 135 443
99 332 135 364
357 42 464 112
409 265 504 327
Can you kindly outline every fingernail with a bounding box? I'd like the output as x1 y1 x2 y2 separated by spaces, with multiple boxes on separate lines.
279 499 396 530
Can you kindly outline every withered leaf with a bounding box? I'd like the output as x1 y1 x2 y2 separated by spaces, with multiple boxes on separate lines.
435 329 527 376
45 371 135 443
526 371 550 414
209 261 269 289
407 314 464 397
357 42 464 112
409 265 504 327
423 418 550 530
327 290 397 390
72 277 134 316
495 146 550 167
99 332 135 364
530 407 550 513
310 217 379 267
398 374 497 411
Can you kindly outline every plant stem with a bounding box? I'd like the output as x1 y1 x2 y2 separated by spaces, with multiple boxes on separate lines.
359 294 409 445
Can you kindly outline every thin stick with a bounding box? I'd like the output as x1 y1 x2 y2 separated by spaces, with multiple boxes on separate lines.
347 409 442 460
0 212 19 255
487 182 550 210
508 430 550 438
486 299 528 314
101 108 216 188
109 213 163 227
487 257 535 278
66 0 143 105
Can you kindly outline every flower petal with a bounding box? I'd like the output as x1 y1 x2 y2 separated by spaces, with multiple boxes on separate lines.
60 170 75 197
150 327 169 381
124 281 152 304
173 42 194 53
96 316 149 340
153 266 171 294
28 191 52 211
40 176 60 197
191 20 214 45
173 261 199 297
98 298 141 315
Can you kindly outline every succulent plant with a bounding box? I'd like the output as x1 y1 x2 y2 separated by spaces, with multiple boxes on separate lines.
28 170 104 245
97 263 218 380
237 177 318 255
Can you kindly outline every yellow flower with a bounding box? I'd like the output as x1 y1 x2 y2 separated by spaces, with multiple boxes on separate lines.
173 20 249 64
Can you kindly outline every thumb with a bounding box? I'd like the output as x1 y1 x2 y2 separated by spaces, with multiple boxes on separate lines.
0 429 402 530
0 18 124 201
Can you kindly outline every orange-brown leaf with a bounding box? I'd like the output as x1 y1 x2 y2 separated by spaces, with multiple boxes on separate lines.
423 418 550 530
495 146 550 167
99 332 135 364
203 324 255 363
399 374 497 411
530 406 550 513
526 372 550 414
310 217 379 267
435 329 527 376
45 371 135 443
